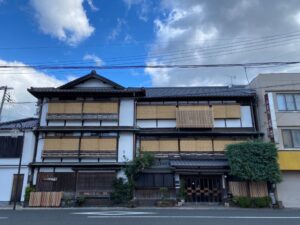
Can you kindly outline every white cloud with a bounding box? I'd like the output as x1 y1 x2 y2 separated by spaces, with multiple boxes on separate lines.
145 0 300 87
83 54 104 66
0 59 64 121
123 0 150 22
107 18 126 41
30 0 94 46
86 0 99 11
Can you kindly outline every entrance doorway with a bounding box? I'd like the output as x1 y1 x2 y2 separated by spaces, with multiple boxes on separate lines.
182 175 222 202
10 174 24 203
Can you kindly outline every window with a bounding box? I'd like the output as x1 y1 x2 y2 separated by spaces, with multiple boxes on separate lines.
277 94 300 111
135 173 174 188
0 136 23 158
282 129 300 148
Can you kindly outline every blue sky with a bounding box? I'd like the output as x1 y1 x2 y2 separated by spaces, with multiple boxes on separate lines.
2 0 300 121
0 0 162 87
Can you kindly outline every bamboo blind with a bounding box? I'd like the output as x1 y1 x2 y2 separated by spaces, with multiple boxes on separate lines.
249 182 268 197
180 139 213 152
29 192 62 207
136 105 176 119
229 182 248 197
213 105 241 119
140 139 178 152
83 102 118 114
213 140 242 151
48 103 65 114
43 138 79 151
80 138 117 151
64 103 82 114
176 107 213 128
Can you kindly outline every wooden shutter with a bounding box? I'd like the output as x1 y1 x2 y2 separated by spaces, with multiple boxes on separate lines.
212 105 226 118
48 103 65 114
83 103 99 113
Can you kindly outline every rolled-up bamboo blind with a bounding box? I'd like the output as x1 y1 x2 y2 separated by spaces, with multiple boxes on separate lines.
213 140 242 151
83 102 118 114
213 105 241 119
180 139 213 152
48 103 65 114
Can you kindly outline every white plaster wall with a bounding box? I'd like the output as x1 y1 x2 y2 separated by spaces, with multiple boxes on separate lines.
214 119 226 128
102 121 118 126
35 137 44 162
157 120 176 128
22 131 36 164
83 121 100 126
54 168 74 172
65 121 81 126
226 119 241 127
40 100 48 126
241 106 253 128
0 166 29 202
48 121 64 126
119 99 134 126
74 79 112 88
118 132 134 162
137 120 156 128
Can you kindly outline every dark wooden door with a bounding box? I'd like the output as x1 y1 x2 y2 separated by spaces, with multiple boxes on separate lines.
10 174 24 203
184 175 222 202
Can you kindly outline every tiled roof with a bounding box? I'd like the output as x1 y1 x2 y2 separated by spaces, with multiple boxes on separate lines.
170 159 228 168
143 86 255 98
0 118 38 130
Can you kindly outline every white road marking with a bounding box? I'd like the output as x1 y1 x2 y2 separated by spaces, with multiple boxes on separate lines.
0 217 8 219
73 211 156 216
87 215 300 219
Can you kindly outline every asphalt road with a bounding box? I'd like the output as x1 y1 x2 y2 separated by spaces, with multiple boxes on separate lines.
1 207 300 225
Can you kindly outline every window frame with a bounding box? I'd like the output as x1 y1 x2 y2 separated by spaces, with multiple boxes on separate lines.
282 129 300 149
277 93 300 112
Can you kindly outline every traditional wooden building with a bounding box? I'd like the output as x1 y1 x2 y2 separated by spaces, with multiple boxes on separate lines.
28 70 261 204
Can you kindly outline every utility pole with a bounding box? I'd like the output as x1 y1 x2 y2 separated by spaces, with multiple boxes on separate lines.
0 86 13 122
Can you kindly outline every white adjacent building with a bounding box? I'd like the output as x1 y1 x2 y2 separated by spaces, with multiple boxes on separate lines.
0 118 37 205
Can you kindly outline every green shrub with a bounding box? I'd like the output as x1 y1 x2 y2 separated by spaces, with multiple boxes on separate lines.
24 186 36 202
233 196 252 208
110 178 132 204
233 196 271 208
75 196 85 206
252 197 271 208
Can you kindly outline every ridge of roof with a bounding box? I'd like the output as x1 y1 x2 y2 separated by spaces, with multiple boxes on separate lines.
58 70 124 89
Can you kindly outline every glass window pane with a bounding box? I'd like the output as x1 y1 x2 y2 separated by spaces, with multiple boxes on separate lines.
282 130 293 148
277 94 286 111
292 130 300 148
285 94 296 110
295 94 300 110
